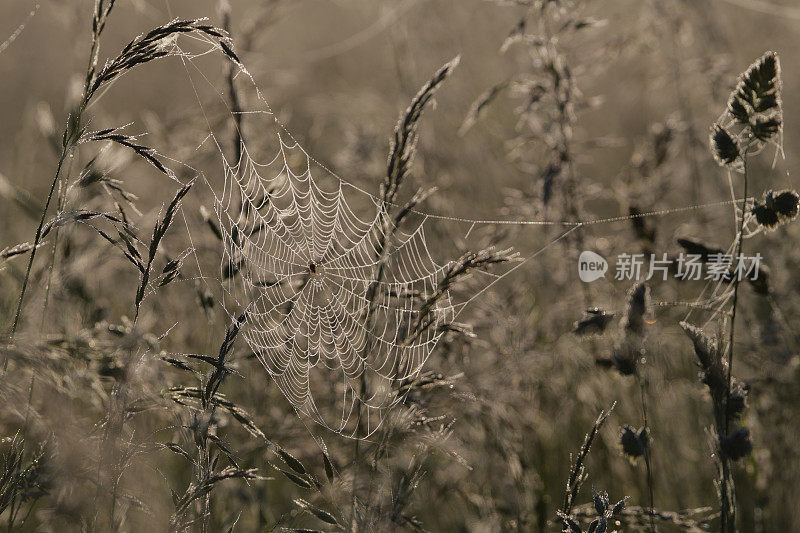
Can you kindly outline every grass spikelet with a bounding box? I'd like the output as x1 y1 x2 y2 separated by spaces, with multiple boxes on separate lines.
679 321 725 394
87 19 236 102
459 81 508 136
134 180 194 319
559 404 615 531
709 124 740 166
383 56 460 206
409 246 518 340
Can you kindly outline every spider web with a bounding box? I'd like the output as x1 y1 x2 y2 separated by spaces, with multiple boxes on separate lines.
165 30 762 439
211 135 454 438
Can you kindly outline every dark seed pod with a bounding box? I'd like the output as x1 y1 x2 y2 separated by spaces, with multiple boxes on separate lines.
677 237 724 260
611 498 626 516
750 115 782 142
721 428 753 460
622 282 648 337
747 262 771 295
610 342 640 376
727 381 748 421
620 425 648 458
558 512 582 533
593 490 610 516
709 124 740 166
727 91 750 123
573 308 615 337
765 189 799 219
752 203 780 229
728 51 781 124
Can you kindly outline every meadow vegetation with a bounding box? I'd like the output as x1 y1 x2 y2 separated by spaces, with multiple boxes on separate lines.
1 1 799 531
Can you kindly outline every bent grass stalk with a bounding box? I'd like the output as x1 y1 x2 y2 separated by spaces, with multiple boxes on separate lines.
7 0 116 346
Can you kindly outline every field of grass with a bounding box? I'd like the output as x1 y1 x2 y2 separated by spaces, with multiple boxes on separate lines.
1 1 800 531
